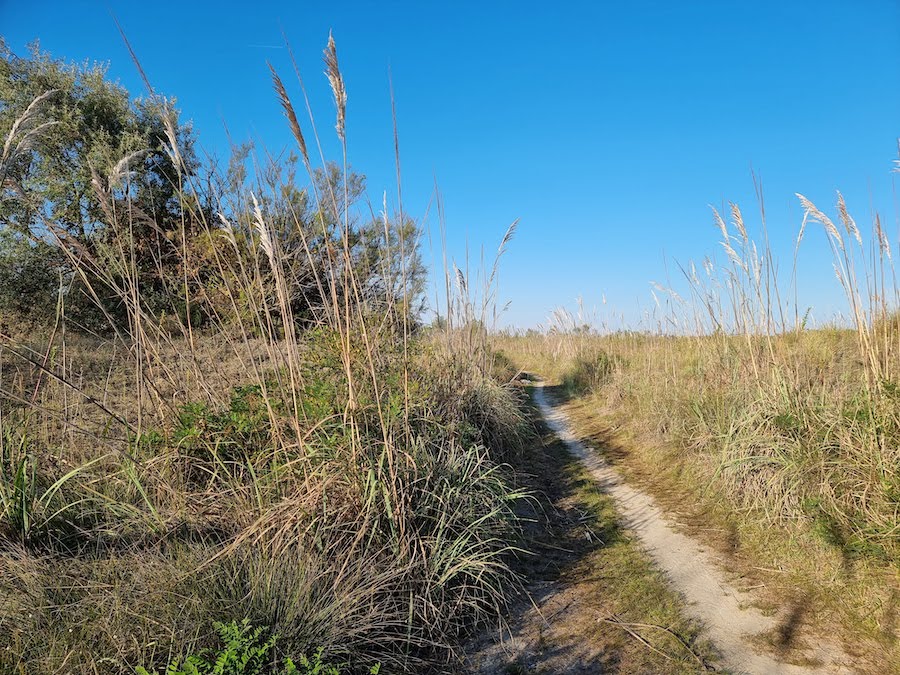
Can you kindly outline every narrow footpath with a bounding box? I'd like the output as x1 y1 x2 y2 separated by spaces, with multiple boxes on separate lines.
533 383 852 675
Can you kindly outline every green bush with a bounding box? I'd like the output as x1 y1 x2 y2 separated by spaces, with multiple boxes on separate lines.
173 385 275 463
0 228 63 325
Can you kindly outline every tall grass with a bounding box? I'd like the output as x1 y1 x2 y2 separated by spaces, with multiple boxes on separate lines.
0 34 528 674
497 171 900 663
507 183 900 553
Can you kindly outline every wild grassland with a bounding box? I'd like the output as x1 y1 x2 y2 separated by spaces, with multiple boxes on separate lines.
496 193 900 671
0 35 533 674
3 21 899 675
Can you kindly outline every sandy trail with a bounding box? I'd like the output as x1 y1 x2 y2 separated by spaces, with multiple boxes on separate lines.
533 383 851 675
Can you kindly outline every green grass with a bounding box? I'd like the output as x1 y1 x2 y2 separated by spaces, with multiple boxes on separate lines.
0 331 533 673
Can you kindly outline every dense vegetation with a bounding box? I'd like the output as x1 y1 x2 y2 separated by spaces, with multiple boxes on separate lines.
0 38 527 674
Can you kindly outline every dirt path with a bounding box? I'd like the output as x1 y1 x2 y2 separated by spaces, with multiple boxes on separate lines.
533 383 852 675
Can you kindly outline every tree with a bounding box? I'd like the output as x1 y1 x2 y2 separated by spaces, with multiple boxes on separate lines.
0 41 427 333
0 227 64 325
0 39 198 328
222 154 427 327
0 39 196 239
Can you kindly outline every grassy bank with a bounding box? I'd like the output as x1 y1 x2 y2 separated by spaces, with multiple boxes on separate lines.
496 192 900 670
1 328 533 673
497 328 900 672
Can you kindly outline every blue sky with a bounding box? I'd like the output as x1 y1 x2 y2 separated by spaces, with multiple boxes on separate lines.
3 0 899 328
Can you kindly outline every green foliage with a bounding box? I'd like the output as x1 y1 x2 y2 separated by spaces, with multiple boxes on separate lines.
136 620 374 675
0 447 37 540
0 228 63 324
561 349 617 396
353 214 427 319
0 39 198 328
0 424 96 545
173 385 281 461
1 40 429 331
136 620 279 675
0 39 196 240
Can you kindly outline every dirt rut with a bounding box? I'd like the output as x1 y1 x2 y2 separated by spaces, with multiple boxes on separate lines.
533 383 851 675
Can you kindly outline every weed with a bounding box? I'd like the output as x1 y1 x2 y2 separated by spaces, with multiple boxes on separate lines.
135 620 370 675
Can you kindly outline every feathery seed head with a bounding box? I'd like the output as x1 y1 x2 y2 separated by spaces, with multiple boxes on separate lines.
875 213 891 260
324 32 347 142
269 64 309 167
797 193 844 250
710 205 728 240
453 264 467 295
107 149 149 189
2 90 59 176
160 99 184 171
218 213 239 250
796 210 808 248
497 219 519 258
251 193 275 264
720 239 746 272
835 191 861 246
729 202 747 242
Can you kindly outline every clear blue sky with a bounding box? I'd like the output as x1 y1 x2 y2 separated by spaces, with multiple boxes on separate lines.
3 0 899 328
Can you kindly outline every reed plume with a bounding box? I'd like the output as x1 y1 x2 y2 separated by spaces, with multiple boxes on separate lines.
324 32 347 142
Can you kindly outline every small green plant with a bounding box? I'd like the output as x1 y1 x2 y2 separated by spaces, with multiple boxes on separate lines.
136 620 276 675
173 385 274 465
135 620 370 675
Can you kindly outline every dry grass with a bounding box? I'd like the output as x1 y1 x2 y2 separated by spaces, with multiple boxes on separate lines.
495 184 900 670
0 34 532 675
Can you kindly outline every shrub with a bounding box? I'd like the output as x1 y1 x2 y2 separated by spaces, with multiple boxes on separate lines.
561 349 617 396
0 229 63 326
